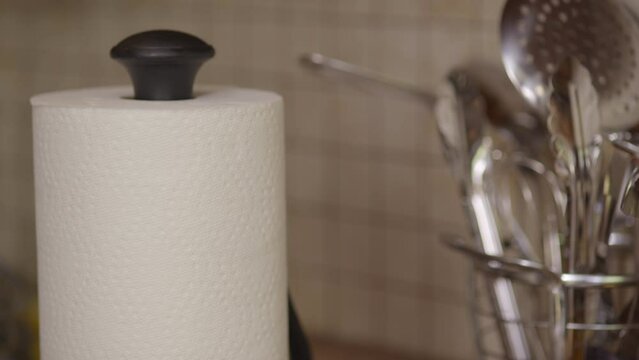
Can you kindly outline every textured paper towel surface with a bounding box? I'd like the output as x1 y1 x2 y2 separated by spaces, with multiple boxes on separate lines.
31 86 287 360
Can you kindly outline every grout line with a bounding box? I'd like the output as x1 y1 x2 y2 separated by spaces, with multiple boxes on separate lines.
366 74 389 343
318 0 342 334
227 4 490 29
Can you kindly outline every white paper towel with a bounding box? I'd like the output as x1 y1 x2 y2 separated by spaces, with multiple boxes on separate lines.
31 86 287 360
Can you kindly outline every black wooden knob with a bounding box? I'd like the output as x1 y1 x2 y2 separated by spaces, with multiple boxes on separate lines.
111 30 215 100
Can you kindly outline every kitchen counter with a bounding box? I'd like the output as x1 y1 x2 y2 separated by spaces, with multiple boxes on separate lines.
311 337 419 360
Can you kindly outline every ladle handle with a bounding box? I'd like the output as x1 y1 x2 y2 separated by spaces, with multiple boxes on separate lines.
299 53 436 106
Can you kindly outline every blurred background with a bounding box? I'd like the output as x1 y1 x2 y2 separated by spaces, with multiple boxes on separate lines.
0 0 505 358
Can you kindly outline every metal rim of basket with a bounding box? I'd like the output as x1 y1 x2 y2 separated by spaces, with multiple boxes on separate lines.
443 235 639 332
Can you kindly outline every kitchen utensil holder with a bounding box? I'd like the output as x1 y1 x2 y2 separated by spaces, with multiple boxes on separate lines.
443 236 639 360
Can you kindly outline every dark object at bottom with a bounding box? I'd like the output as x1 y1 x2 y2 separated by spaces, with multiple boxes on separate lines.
586 346 620 360
289 295 312 360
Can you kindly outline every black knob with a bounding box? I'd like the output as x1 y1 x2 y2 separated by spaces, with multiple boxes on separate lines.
111 30 215 101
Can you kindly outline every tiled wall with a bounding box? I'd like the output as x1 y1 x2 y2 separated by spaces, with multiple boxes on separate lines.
0 0 505 358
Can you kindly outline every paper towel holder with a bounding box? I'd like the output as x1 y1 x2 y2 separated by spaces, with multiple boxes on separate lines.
112 30 312 360
111 30 215 101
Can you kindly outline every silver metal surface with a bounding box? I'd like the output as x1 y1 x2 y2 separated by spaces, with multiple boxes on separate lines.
298 53 436 105
442 235 558 284
547 59 603 274
546 58 625 360
501 0 639 130
436 72 536 359
621 165 639 216
560 273 639 288
500 2 639 353
511 155 565 274
611 135 639 218
447 233 639 359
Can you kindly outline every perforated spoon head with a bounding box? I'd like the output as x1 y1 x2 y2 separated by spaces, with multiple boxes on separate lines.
501 0 639 130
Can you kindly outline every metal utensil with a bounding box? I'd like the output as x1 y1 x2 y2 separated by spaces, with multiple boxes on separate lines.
500 0 639 268
547 56 639 360
547 58 603 273
547 58 611 358
436 71 538 359
299 53 436 104
501 0 639 255
501 0 639 131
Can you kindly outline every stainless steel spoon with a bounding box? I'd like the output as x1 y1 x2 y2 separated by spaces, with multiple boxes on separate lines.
501 0 639 130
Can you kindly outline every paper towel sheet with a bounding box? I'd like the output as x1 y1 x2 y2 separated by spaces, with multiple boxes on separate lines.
31 86 287 360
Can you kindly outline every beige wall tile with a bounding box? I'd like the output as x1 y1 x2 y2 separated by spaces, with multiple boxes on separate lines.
384 292 436 356
385 228 428 285
289 0 321 13
422 232 468 295
378 28 421 84
383 162 421 218
251 23 290 72
289 215 328 267
421 166 467 226
335 222 373 275
376 0 429 19
336 88 376 148
334 284 378 343
429 22 481 80
287 89 333 139
289 270 330 335
286 151 329 203
380 97 424 153
482 0 507 21
427 0 483 20
338 158 371 210
336 27 370 66
207 22 239 69
337 0 372 15
415 112 445 158
431 302 474 358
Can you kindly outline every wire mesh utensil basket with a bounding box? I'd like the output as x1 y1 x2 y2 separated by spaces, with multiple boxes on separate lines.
444 236 639 360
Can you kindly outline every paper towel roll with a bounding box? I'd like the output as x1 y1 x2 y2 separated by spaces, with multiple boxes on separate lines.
31 86 287 360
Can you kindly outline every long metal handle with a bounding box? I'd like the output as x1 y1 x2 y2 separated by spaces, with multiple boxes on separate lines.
299 53 437 106
467 145 538 359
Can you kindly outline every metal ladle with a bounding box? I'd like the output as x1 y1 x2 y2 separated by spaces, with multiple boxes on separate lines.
501 0 639 131
501 0 639 245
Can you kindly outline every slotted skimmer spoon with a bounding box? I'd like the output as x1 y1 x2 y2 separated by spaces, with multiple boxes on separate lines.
501 0 639 131
501 0 639 272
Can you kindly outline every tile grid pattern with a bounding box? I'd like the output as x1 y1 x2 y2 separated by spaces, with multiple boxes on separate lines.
0 0 505 358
